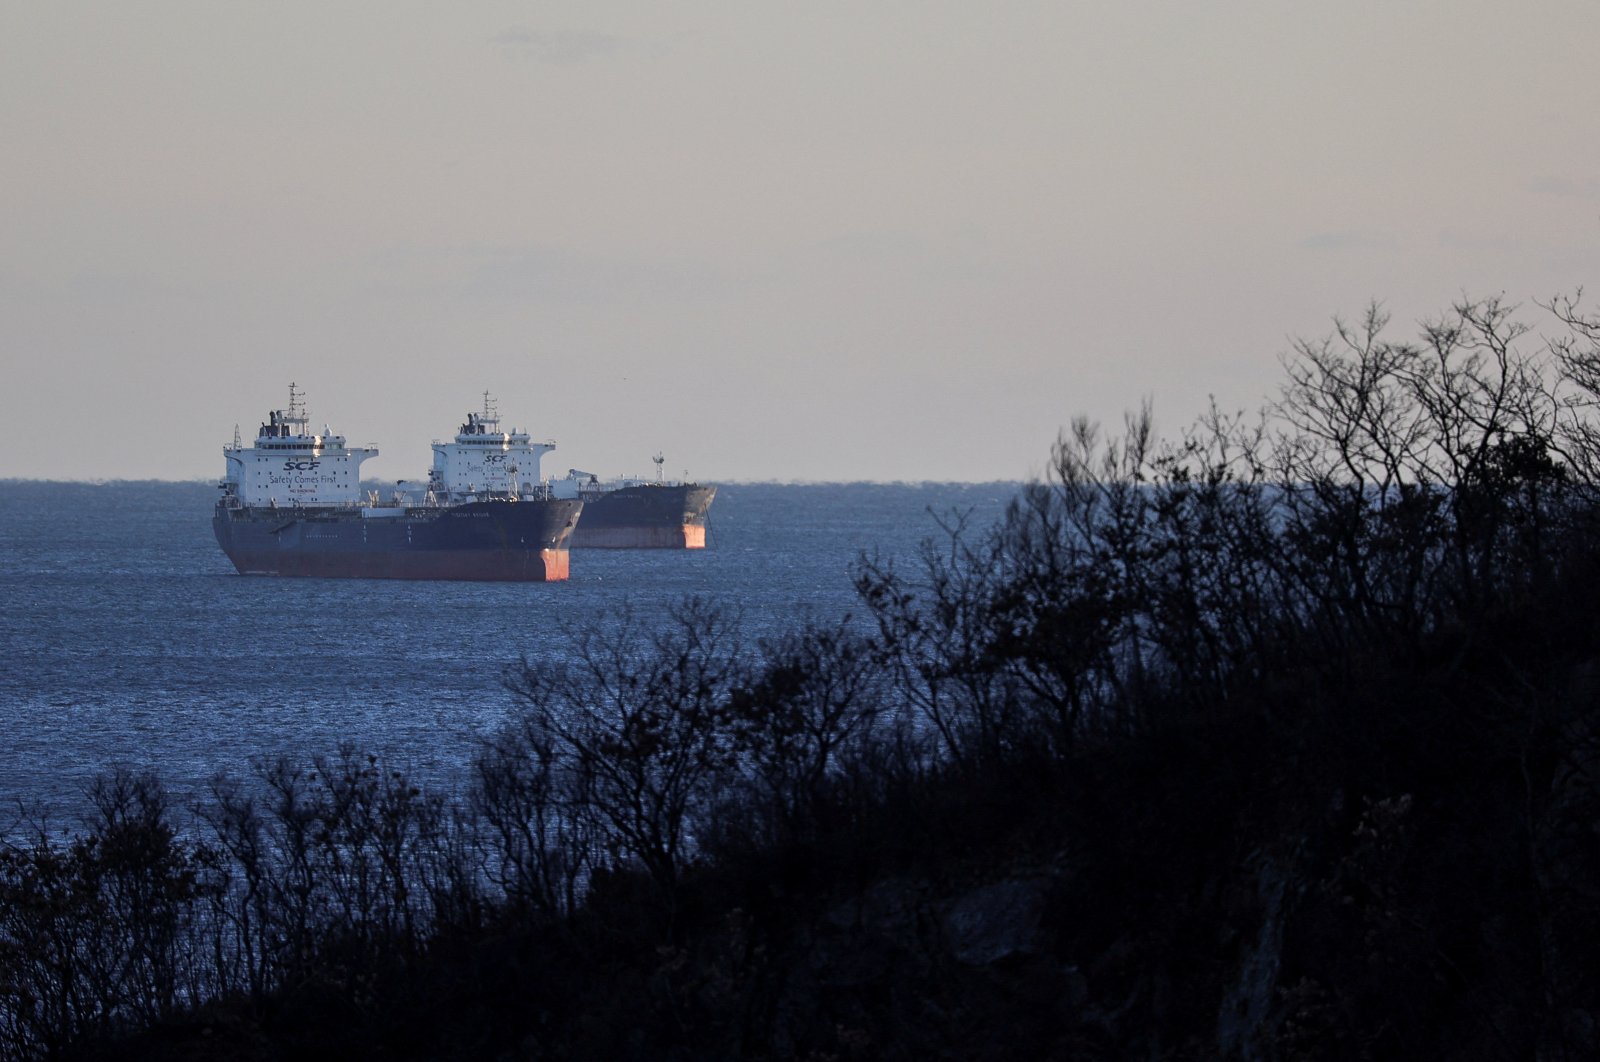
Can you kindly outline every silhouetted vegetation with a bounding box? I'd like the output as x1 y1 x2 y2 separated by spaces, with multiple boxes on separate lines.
7 296 1600 1058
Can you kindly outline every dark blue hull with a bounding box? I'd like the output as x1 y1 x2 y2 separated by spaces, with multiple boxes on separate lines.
212 499 583 581
571 484 716 548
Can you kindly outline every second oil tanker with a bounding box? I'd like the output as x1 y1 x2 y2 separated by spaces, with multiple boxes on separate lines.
432 398 720 546
430 397 717 550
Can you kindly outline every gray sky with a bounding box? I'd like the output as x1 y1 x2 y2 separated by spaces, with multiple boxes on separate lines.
3 1 1597 483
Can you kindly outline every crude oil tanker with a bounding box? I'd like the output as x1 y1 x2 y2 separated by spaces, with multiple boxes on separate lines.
555 460 717 549
213 387 582 581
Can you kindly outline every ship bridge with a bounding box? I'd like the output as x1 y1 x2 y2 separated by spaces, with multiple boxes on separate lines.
221 383 378 508
428 392 555 498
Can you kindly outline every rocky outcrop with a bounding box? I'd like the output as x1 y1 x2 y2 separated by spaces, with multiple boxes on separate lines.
943 877 1053 966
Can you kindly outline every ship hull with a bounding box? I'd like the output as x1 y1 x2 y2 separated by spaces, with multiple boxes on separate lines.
212 499 582 581
570 484 716 549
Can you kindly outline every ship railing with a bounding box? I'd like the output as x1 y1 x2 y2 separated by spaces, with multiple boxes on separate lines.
402 485 560 506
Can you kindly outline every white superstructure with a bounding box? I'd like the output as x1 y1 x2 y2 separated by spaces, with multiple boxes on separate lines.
427 393 555 500
220 384 378 508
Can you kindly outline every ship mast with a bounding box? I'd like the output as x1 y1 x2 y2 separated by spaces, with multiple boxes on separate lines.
281 382 311 437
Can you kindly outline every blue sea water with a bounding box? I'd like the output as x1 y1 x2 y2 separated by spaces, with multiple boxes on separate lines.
0 481 1016 820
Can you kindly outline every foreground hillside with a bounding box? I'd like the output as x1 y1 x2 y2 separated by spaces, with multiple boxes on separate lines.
43 561 1600 1061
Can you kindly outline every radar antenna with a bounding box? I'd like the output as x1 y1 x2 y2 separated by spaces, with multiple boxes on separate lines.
653 452 665 483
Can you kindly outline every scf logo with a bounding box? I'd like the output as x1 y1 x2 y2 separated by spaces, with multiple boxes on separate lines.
283 460 321 471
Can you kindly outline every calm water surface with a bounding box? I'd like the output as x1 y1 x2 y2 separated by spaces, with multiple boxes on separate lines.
0 481 1015 818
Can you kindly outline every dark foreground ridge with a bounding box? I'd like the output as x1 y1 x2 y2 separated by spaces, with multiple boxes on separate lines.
9 295 1600 1060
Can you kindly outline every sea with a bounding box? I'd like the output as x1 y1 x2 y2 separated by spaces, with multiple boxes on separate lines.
0 481 1017 824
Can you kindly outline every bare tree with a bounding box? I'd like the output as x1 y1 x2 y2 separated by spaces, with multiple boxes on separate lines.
470 710 593 918
504 599 746 901
718 617 886 845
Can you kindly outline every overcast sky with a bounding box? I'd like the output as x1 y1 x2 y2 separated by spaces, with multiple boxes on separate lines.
3 1 1597 483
